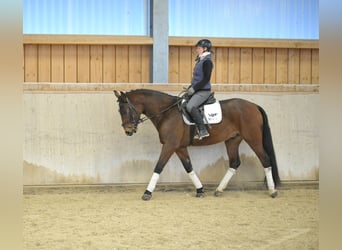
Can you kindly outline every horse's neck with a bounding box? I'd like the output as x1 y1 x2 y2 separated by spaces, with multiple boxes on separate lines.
145 96 174 114
132 92 175 115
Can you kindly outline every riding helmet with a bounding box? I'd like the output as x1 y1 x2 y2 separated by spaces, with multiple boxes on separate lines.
195 39 212 52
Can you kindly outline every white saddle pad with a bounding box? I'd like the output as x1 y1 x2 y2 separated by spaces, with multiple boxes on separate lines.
183 101 222 125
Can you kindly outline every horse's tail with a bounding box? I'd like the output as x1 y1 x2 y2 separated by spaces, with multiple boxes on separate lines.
257 106 281 187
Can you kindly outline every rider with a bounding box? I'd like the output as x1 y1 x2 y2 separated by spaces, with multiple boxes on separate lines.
186 39 214 140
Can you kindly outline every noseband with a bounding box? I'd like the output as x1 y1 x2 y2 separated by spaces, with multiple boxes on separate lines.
121 97 143 132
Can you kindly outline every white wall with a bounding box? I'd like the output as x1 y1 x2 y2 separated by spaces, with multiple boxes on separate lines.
23 91 319 185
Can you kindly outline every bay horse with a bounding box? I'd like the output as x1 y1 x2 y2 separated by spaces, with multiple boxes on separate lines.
114 89 280 200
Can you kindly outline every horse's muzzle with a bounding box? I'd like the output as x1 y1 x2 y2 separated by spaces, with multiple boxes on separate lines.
124 126 137 136
121 120 138 136
125 130 134 136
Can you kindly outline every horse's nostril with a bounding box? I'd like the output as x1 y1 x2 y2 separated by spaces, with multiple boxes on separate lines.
125 131 133 136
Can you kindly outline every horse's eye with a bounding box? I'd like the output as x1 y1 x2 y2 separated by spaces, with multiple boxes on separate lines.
120 109 129 115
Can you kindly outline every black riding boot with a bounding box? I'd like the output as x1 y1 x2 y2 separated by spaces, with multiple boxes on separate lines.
190 107 209 140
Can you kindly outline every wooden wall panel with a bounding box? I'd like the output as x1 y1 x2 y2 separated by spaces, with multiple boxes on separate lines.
264 48 276 84
288 49 300 84
300 49 312 84
128 46 142 83
168 46 179 83
240 48 252 83
215 47 228 83
64 45 77 82
276 48 288 84
311 49 319 84
51 45 64 82
228 48 241 83
23 38 318 85
178 47 192 83
90 45 103 83
77 45 90 82
252 48 264 84
38 45 51 82
115 45 129 83
141 46 150 83
24 45 38 82
103 45 116 83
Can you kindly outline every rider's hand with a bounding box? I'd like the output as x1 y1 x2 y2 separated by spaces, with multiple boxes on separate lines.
187 86 195 96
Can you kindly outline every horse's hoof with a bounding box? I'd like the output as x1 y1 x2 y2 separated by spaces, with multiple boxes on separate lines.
196 192 205 198
141 193 152 201
270 190 278 198
214 190 223 197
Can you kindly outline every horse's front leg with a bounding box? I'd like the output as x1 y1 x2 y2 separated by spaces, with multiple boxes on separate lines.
142 144 175 201
175 147 205 198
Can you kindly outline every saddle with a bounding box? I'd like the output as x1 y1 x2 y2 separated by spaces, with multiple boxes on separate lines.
179 92 222 125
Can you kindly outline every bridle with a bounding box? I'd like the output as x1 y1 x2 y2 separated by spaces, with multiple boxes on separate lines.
121 97 141 133
120 95 183 131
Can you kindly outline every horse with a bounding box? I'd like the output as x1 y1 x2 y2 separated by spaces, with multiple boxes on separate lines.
114 89 280 201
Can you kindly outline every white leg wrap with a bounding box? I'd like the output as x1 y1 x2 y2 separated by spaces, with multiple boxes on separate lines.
216 168 236 192
188 171 203 189
146 172 160 193
264 167 275 192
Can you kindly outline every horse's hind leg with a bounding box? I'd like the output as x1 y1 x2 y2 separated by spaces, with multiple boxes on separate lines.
176 147 204 197
244 138 278 198
215 135 243 196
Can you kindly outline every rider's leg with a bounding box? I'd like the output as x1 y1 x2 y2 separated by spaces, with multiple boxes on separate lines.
186 90 211 140
190 107 209 139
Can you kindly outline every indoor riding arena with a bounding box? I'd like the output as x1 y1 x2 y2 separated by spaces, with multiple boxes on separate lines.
23 1 319 249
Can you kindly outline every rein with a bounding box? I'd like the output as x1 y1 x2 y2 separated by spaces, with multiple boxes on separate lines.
125 96 183 125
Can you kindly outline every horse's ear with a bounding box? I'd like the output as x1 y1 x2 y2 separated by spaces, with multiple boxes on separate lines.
113 90 127 102
113 90 121 98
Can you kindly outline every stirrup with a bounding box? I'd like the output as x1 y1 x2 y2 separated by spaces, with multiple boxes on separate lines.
195 129 209 140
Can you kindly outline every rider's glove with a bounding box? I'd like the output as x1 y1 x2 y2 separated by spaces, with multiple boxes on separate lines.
187 86 195 96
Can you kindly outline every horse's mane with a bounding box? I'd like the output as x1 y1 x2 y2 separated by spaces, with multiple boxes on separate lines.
128 89 179 101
